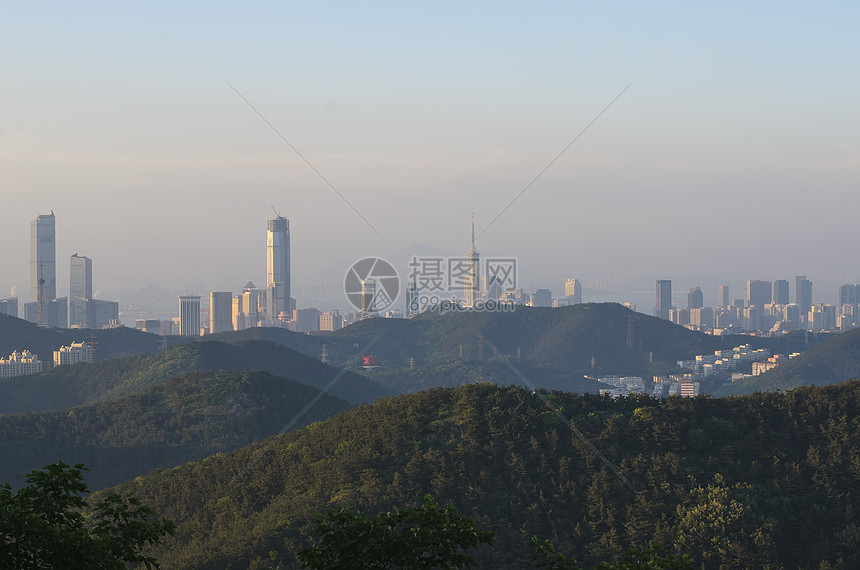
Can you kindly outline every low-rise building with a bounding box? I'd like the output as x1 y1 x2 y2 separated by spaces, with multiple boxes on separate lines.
0 350 43 378
53 341 93 366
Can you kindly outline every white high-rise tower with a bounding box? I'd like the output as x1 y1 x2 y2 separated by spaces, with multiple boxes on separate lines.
267 215 291 320
464 215 480 307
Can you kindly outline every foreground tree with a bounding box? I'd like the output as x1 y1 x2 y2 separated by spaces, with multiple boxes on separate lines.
298 495 495 569
0 462 175 569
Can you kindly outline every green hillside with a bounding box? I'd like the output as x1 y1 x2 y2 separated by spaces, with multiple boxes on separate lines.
0 369 352 491
224 304 820 385
0 340 395 414
100 381 860 569
369 357 608 394
717 327 860 396
0 313 175 361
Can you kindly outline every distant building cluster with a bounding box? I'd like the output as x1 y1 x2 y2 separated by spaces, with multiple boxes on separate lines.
677 344 782 379
654 278 860 335
593 374 701 398
654 375 701 398
139 214 435 338
5 212 119 331
752 355 790 375
596 375 647 398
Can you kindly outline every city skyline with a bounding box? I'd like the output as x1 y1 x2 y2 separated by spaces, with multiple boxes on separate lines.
2 3 859 300
3 210 859 324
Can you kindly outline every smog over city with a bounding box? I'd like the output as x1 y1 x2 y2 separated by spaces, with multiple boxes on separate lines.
2 3 860 568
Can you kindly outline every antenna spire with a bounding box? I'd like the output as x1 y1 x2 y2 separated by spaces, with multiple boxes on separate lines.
471 213 475 248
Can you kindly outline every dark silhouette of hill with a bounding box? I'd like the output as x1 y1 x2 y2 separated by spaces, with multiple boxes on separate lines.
0 313 176 362
100 381 860 569
316 304 812 382
0 369 352 490
209 304 825 394
369 357 609 394
0 340 395 414
2 305 827 402
717 327 860 396
213 304 726 375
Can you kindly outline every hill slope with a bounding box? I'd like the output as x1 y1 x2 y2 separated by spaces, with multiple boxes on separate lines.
0 340 395 414
0 313 174 361
101 381 860 569
717 327 860 396
369 357 608 394
213 304 823 392
0 369 352 490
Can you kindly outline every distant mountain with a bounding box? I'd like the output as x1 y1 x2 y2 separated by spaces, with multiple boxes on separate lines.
99 381 860 569
0 313 173 362
210 303 825 394
314 304 806 380
0 339 396 414
717 327 860 396
369 357 609 394
0 369 352 490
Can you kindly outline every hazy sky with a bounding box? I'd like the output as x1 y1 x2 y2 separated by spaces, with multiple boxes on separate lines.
2 2 859 307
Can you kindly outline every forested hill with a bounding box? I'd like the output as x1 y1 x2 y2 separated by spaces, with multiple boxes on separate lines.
289 303 821 380
718 327 860 396
102 381 860 569
320 303 737 376
368 357 609 394
0 340 395 414
0 369 352 490
0 313 173 361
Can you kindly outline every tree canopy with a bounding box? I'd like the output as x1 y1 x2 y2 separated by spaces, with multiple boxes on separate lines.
298 495 495 569
0 462 174 569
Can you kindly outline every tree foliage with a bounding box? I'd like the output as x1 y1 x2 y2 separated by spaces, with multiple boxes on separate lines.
530 537 693 570
298 495 495 569
100 381 860 568
0 462 174 569
0 370 353 490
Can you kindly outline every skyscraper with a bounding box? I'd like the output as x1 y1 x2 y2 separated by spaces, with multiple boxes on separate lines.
69 254 92 300
209 292 233 333
746 280 772 307
30 213 56 323
718 285 730 308
656 280 671 320
565 279 583 304
178 296 201 336
838 283 858 307
69 254 93 328
266 215 291 321
773 280 790 305
688 287 703 309
796 275 813 319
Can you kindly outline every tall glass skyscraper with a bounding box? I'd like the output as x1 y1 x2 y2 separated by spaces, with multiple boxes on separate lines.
69 254 93 328
796 275 813 319
655 280 672 320
178 295 201 336
266 216 291 320
30 212 56 304
70 254 92 300
565 279 583 304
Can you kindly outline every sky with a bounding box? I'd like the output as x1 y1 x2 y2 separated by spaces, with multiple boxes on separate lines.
2 1 859 315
